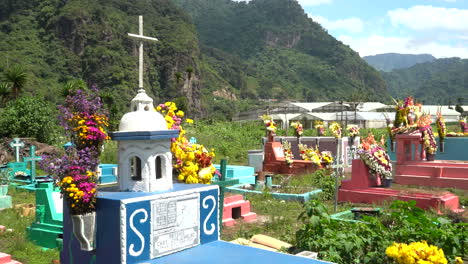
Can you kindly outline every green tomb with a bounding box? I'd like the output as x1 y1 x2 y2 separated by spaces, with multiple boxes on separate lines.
26 182 63 249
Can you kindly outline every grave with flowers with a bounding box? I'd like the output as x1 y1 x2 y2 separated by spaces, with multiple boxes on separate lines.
260 118 360 176
385 97 468 190
338 100 463 211
56 88 332 264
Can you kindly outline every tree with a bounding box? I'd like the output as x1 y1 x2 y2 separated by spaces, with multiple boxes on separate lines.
2 65 27 100
0 82 11 106
61 79 87 97
0 96 61 144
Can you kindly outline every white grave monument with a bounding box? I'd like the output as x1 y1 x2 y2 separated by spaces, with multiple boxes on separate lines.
114 89 177 192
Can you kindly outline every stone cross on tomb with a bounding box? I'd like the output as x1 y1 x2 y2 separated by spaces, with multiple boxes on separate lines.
9 138 24 162
23 145 42 183
128 15 159 90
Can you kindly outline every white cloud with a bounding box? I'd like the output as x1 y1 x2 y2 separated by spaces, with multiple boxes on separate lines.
338 34 468 58
388 5 468 31
298 0 333 6
310 15 364 33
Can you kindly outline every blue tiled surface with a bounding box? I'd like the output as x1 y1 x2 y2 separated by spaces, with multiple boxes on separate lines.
149 241 332 264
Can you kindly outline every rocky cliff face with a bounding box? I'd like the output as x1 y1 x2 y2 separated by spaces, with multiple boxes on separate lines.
0 0 204 118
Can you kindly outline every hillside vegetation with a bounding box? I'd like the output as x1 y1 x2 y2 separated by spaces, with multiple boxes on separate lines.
382 58 468 104
175 0 389 103
1 0 390 125
364 53 435 72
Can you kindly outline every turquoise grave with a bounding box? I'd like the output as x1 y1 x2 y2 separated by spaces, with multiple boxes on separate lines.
213 164 255 184
27 182 63 249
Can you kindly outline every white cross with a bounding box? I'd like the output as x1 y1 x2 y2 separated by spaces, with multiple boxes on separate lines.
9 138 24 162
128 16 159 90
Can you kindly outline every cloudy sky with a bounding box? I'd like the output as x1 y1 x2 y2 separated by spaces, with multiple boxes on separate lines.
235 0 468 58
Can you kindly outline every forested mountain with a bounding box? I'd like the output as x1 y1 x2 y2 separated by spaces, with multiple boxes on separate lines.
364 53 435 72
174 0 389 103
0 0 390 121
382 58 468 104
0 0 205 119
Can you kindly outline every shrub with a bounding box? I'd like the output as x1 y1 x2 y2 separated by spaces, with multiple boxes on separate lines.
0 96 61 144
296 200 466 264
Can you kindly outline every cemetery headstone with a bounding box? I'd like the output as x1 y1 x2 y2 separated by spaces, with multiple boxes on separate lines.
0 170 12 210
9 138 24 162
27 182 63 249
338 159 461 212
393 134 468 189
23 145 42 183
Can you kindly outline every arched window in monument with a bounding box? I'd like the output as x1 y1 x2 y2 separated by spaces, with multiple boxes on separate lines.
155 156 163 180
130 156 142 181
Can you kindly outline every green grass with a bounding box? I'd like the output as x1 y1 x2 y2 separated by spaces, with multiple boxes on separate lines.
0 187 59 264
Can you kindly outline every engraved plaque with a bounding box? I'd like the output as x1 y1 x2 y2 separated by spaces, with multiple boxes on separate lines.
150 194 200 258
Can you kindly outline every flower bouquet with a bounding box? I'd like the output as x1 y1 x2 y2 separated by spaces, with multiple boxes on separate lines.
320 151 333 166
346 124 360 146
298 144 321 167
357 133 392 185
40 87 109 251
290 121 304 139
314 120 325 136
391 96 422 136
329 122 342 139
298 144 334 168
282 141 294 167
418 114 437 160
157 102 216 184
460 118 468 133
436 109 446 152
260 114 277 134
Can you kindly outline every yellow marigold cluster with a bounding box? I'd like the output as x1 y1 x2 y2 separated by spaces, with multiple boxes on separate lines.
282 141 294 167
59 174 96 209
171 136 216 184
70 113 110 147
290 121 303 137
386 241 448 264
329 122 342 138
298 144 333 167
260 114 277 133
314 120 324 129
157 102 216 184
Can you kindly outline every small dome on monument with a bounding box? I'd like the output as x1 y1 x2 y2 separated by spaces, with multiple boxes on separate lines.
119 89 168 132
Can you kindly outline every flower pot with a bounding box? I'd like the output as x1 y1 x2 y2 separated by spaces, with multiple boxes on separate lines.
348 137 355 147
382 179 392 188
71 212 96 251
0 185 8 196
439 142 444 153
426 153 435 161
